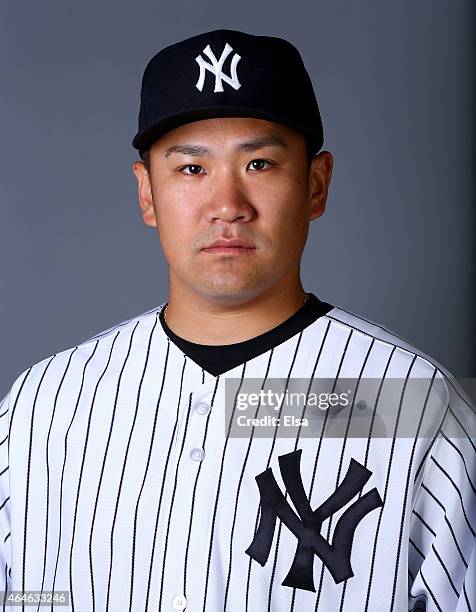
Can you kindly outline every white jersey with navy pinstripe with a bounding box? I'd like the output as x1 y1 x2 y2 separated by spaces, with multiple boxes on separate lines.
0 302 474 611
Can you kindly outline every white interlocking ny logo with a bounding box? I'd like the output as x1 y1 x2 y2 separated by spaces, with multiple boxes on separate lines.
195 42 241 93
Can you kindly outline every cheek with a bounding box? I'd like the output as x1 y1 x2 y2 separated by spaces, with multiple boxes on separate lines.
259 184 309 241
153 187 200 256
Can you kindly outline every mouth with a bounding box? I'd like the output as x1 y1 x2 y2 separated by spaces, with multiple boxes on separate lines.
201 238 256 255
201 246 256 255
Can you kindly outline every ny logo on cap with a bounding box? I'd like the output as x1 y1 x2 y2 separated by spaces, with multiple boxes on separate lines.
195 42 241 93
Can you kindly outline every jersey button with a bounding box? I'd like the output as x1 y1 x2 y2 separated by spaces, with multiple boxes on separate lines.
172 594 187 610
195 401 211 415
190 447 205 462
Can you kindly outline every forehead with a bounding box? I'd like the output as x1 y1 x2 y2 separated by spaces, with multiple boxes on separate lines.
150 116 305 153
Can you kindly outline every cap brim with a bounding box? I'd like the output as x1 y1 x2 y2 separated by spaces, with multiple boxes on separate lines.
132 105 322 152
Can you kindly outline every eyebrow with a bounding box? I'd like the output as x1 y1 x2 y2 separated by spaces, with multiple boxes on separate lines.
164 134 288 158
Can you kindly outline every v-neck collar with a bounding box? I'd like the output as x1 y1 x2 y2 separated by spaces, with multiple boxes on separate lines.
158 293 335 378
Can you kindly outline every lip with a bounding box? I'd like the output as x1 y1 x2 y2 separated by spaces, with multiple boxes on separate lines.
203 239 255 249
202 246 256 255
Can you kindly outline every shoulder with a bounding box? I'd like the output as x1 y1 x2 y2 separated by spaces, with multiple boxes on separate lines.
79 302 167 345
1 302 167 406
324 304 453 375
322 304 476 428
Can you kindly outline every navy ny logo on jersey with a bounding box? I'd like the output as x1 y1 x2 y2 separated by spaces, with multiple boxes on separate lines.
245 449 383 592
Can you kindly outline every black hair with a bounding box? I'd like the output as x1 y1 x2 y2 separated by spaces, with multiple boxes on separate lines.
139 149 150 171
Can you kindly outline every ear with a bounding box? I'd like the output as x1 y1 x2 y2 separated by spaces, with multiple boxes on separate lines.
132 161 157 228
307 151 333 222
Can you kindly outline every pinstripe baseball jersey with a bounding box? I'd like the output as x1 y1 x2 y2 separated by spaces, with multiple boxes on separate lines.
0 296 474 612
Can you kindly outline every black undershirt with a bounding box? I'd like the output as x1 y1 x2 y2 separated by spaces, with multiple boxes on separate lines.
159 293 334 376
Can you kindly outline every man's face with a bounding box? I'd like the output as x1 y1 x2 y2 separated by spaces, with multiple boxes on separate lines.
132 117 332 304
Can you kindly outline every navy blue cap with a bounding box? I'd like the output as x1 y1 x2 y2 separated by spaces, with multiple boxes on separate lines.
132 29 324 155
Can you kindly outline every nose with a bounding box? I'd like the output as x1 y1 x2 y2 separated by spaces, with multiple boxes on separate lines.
205 169 255 224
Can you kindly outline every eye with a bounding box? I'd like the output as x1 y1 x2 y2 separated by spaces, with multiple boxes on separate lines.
179 164 205 175
248 159 274 171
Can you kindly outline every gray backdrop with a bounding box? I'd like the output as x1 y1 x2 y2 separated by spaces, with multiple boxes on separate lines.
1 0 474 396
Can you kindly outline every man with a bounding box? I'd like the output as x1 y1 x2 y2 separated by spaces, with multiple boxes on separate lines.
0 28 474 612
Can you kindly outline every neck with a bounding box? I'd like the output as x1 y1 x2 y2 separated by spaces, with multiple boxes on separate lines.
163 286 308 345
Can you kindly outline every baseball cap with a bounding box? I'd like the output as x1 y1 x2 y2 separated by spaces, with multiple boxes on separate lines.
132 28 324 155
